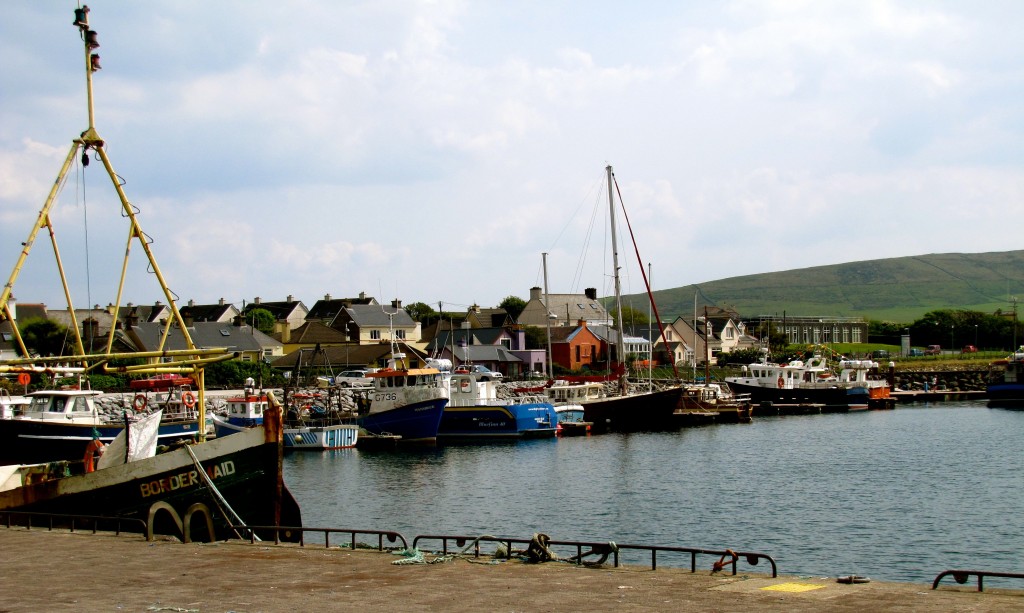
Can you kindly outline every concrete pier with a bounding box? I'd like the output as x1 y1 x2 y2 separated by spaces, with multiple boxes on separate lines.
1 528 1021 611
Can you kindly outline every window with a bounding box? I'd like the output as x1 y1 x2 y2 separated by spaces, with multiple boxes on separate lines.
371 329 381 340
394 329 406 339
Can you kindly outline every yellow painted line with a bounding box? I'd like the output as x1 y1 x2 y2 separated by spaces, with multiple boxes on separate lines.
761 582 826 593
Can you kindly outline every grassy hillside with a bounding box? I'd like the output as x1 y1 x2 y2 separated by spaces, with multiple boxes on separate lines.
621 250 1024 323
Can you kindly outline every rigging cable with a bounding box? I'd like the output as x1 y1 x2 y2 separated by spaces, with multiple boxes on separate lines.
78 148 93 317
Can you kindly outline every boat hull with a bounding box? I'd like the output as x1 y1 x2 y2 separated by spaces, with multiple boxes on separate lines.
986 383 1024 409
0 418 202 466
0 413 301 542
283 424 359 449
438 402 557 440
582 387 683 434
726 381 870 412
357 398 447 443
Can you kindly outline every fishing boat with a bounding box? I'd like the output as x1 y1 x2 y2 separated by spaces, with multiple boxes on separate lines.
574 166 682 433
0 387 202 466
554 405 591 436
985 348 1024 409
352 346 448 443
211 388 360 450
725 353 892 412
0 390 29 420
676 383 752 425
438 372 557 440
0 7 301 542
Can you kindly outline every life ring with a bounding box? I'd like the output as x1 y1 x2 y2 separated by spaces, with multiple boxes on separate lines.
133 394 148 411
777 376 784 389
182 391 197 408
83 438 105 473
17 373 30 386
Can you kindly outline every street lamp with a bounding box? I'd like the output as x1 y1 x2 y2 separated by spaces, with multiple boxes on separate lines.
975 324 978 349
950 325 954 354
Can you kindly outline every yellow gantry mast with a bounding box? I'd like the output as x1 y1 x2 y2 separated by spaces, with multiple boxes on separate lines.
0 6 232 440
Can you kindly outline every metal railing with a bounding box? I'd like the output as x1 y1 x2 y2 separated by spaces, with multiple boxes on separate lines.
1 510 147 535
231 524 408 551
411 534 777 576
933 569 1024 592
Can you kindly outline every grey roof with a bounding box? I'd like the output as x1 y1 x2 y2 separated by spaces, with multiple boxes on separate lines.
126 321 281 353
346 305 415 327
450 345 522 364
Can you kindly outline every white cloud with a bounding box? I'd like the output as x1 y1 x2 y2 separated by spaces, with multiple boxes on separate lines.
1 1 1023 315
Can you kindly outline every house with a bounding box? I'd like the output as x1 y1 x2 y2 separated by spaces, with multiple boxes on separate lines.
122 317 283 364
746 315 867 346
425 325 535 377
464 304 514 328
242 295 309 331
306 292 378 325
180 298 240 324
549 320 605 371
270 342 429 376
518 287 612 328
331 300 421 345
274 320 351 356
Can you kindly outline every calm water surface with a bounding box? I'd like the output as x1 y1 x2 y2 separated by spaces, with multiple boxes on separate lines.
283 400 1023 583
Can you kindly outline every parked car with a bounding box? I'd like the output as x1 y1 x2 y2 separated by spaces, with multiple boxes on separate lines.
871 349 889 359
335 369 372 387
962 345 978 353
925 345 942 356
908 348 925 357
452 364 503 380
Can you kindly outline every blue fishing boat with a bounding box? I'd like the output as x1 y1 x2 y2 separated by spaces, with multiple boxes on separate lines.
354 350 448 443
986 349 1024 409
438 373 557 440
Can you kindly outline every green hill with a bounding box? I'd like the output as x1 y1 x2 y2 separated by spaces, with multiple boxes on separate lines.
621 250 1024 323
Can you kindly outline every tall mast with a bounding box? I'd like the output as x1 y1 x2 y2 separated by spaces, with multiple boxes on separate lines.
607 165 627 393
543 253 553 380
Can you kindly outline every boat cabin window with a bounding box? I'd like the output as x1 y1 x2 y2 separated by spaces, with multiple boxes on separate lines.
69 397 91 413
49 398 66 413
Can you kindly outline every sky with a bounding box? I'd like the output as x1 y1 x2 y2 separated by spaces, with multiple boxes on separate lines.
2 1 1023 318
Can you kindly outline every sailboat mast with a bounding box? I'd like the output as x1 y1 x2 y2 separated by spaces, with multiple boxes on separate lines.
607 165 626 390
543 252 553 380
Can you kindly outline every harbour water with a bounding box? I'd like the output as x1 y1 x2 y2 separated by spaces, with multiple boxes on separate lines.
283 399 1022 584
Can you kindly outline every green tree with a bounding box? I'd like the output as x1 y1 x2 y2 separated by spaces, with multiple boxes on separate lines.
246 308 275 334
498 295 527 321
523 325 548 350
18 318 69 357
405 302 437 322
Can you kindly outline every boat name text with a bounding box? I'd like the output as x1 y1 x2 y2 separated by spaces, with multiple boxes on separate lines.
139 461 236 498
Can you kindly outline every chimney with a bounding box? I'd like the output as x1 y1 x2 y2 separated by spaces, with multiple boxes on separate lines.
183 313 194 327
219 297 225 306
578 319 587 328
275 320 291 343
324 293 331 301
529 287 542 301
125 310 138 330
471 303 480 313
154 300 163 307
585 288 597 300
253 297 261 305
287 294 294 303
187 299 195 307
359 292 366 300
392 299 402 309
233 315 244 327
7 296 15 321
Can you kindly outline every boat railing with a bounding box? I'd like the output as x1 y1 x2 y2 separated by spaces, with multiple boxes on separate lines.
933 569 1024 592
410 534 777 575
232 524 408 550
1 510 147 536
